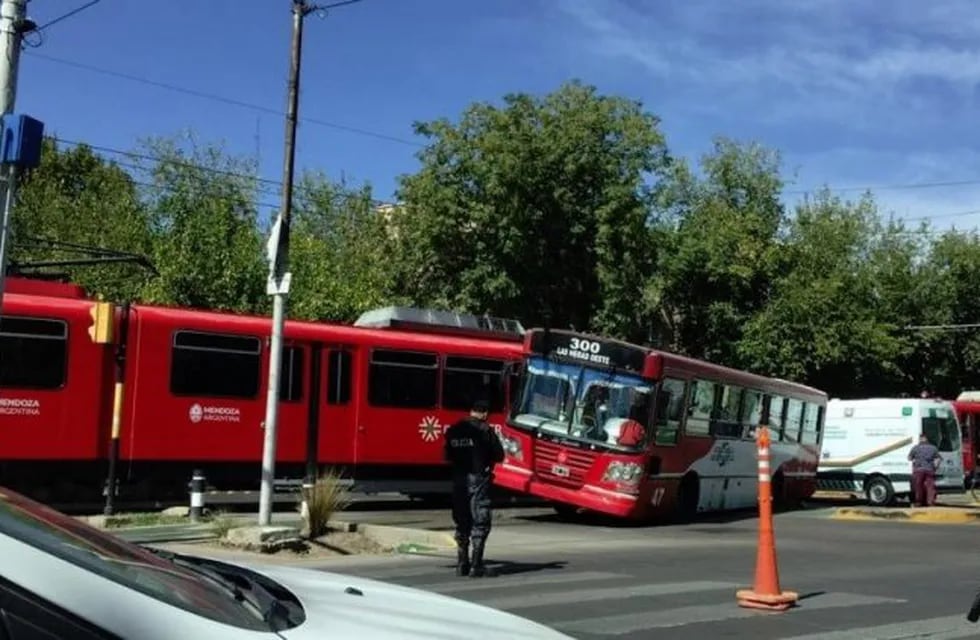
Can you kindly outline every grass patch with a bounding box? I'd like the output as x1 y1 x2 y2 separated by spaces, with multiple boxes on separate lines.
207 509 236 538
103 513 189 529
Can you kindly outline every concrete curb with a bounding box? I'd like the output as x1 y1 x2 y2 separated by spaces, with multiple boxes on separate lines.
832 506 980 524
327 519 456 551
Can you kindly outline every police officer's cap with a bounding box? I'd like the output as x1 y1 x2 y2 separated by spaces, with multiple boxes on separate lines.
472 399 490 413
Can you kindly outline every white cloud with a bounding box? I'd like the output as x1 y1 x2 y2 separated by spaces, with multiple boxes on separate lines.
555 0 980 94
550 0 980 227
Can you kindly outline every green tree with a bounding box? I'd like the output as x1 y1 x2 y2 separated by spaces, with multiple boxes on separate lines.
392 80 672 338
737 189 907 395
137 132 267 312
10 137 153 301
653 138 786 364
287 173 402 322
912 230 980 395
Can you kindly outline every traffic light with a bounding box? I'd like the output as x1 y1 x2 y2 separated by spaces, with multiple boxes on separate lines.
88 301 114 344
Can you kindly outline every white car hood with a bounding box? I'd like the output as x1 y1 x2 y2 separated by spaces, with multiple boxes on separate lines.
252 564 575 640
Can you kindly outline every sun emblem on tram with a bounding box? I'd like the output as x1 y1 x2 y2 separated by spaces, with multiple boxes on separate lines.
418 416 442 442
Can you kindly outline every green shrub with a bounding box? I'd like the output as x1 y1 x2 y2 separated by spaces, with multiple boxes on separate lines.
302 469 351 539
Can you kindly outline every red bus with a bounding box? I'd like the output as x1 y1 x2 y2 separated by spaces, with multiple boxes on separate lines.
954 391 980 484
0 278 525 504
493 328 829 521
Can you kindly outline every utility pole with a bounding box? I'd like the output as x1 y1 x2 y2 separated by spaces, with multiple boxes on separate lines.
0 0 32 310
0 0 26 114
258 0 361 526
259 0 307 527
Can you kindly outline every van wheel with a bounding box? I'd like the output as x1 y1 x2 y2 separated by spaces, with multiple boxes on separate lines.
865 476 894 507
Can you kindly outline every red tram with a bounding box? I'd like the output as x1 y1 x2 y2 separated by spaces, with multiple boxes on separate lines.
0 277 524 503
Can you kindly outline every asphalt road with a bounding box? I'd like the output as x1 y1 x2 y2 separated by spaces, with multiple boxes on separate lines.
314 506 980 639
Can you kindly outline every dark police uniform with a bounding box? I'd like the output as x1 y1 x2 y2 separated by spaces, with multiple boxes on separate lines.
443 400 504 577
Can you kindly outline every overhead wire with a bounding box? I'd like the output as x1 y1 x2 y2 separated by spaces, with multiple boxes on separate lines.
50 137 396 209
22 51 426 148
19 42 980 225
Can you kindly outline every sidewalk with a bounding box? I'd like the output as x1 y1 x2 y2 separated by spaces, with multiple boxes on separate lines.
829 490 980 524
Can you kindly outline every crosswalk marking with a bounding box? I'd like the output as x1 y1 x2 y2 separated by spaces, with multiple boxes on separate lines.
479 580 738 610
555 592 905 636
778 614 978 640
329 561 972 638
415 570 624 594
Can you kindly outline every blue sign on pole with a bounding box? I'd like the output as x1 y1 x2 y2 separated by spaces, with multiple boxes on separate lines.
0 113 43 168
0 112 45 317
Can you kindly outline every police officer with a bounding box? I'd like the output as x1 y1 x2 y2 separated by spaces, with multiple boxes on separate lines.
443 399 504 577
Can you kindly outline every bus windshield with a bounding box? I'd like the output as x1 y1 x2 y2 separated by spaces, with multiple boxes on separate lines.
922 408 961 452
510 356 654 451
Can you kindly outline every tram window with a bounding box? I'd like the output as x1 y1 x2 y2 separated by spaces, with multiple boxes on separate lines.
170 330 261 398
278 347 304 403
654 378 686 445
442 356 506 412
0 316 67 389
368 349 438 408
326 349 352 405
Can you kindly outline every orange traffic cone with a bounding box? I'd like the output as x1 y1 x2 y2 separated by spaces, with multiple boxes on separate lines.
736 425 799 612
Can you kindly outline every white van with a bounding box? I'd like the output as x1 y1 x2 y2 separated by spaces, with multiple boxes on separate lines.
816 397 964 506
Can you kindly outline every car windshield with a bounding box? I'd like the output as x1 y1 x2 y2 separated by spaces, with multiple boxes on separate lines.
0 487 270 631
510 356 653 450
922 406 961 453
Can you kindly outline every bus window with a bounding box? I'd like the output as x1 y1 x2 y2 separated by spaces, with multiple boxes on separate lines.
0 316 67 389
653 378 686 445
367 349 438 409
441 356 506 412
515 370 574 421
169 330 261 399
326 349 352 405
769 396 786 439
684 379 715 437
711 384 743 438
800 403 819 445
785 398 803 442
741 391 763 439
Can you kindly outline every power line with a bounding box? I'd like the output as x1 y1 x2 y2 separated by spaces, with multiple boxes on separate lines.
784 177 980 196
22 51 425 148
51 136 397 207
39 137 980 227
33 0 101 32
22 50 980 200
24 54 980 206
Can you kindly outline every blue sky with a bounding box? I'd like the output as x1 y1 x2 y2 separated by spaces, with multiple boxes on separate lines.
18 0 980 232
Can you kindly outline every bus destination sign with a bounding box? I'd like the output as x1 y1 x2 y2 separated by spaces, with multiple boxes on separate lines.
530 330 647 373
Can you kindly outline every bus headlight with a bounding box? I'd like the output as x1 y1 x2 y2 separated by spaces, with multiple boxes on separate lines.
501 434 523 460
603 461 643 484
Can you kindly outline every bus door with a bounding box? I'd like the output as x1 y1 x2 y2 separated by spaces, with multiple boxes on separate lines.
318 346 356 464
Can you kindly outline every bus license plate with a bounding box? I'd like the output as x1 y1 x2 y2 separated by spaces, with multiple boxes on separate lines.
551 464 570 477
